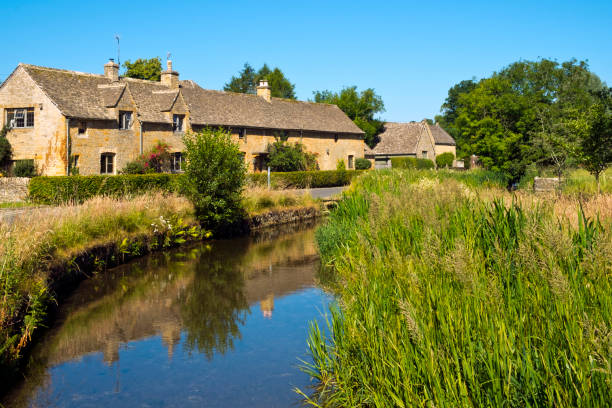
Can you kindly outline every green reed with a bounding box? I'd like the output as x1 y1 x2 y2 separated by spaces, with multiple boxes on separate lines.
301 170 611 407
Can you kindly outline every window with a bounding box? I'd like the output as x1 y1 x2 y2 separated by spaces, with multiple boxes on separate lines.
171 152 184 172
238 128 246 141
119 111 132 130
334 134 339 143
6 108 34 128
422 151 428 158
78 121 87 135
100 153 115 174
173 114 184 132
348 155 354 169
70 154 79 168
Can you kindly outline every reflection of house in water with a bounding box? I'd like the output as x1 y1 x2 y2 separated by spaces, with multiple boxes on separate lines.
29 226 319 369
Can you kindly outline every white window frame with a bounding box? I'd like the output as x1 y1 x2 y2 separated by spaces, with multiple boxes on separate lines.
172 114 184 132
171 152 184 172
119 111 133 130
5 107 34 128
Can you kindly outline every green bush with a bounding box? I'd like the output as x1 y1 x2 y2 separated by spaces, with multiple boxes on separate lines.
181 128 247 232
391 157 434 169
435 152 454 168
0 125 12 172
248 170 364 189
266 140 318 172
355 158 372 170
121 160 146 174
13 160 36 177
336 159 346 170
28 174 182 205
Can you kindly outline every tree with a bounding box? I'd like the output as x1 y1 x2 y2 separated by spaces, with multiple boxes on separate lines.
313 86 385 148
224 63 296 99
182 128 247 233
123 57 162 81
569 87 612 194
437 59 605 182
0 124 12 172
266 139 318 172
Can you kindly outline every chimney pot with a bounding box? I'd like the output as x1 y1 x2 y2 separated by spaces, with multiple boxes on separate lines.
256 80 271 102
104 59 119 82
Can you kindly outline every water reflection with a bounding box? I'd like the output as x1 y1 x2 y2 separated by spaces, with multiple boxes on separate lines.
4 221 325 408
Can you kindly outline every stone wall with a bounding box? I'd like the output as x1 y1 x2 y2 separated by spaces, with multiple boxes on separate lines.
534 177 560 192
0 177 30 202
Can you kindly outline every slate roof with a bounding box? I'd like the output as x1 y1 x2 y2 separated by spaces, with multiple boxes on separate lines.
365 121 455 156
15 64 363 134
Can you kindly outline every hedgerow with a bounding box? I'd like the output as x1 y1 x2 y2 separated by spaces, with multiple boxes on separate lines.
390 157 435 169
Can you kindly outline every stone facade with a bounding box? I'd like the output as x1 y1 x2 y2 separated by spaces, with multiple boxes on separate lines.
0 177 30 202
0 62 365 175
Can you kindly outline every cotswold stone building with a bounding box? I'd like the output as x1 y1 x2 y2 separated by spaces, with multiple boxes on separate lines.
365 121 456 168
0 60 364 175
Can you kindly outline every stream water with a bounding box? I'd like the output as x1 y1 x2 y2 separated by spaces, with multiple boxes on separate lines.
3 221 329 408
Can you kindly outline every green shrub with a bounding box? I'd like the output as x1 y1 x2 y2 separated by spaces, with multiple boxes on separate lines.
266 140 318 172
121 160 146 174
13 160 36 177
181 128 247 232
336 159 346 170
247 170 363 189
0 125 12 172
435 152 454 168
355 158 372 170
391 157 434 169
28 174 182 205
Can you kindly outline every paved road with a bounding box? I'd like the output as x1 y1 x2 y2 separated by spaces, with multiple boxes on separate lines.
302 186 347 199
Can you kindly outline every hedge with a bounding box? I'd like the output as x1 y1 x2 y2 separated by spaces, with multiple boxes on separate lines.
28 174 184 205
29 170 364 204
248 169 364 189
390 157 435 170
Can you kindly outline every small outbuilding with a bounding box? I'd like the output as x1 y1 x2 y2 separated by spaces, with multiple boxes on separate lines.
365 120 456 169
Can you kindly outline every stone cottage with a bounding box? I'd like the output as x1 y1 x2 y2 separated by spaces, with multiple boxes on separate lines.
0 60 364 175
364 121 456 168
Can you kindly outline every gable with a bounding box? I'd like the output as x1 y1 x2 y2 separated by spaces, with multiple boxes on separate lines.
0 65 62 118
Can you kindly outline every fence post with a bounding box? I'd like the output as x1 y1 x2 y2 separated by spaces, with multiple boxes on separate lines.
267 166 271 190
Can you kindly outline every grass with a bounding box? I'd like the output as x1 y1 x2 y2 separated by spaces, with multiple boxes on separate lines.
0 202 37 209
241 186 319 215
300 169 611 407
519 166 612 195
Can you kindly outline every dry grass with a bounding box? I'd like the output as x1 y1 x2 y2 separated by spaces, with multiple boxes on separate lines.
242 186 319 215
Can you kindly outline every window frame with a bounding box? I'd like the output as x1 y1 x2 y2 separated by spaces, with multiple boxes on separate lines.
170 152 184 173
172 114 184 132
348 155 354 169
6 107 34 128
118 111 133 130
100 153 115 174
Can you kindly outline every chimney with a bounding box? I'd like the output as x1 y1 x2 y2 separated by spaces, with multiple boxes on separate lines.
161 59 179 89
104 59 119 82
256 80 271 102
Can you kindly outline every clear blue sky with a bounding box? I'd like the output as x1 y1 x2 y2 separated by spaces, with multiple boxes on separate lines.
2 0 610 122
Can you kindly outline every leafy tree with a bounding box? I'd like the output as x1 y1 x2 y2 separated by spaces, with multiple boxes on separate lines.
436 152 455 168
182 128 247 233
313 86 385 148
568 87 612 193
266 140 318 172
123 57 162 81
438 59 605 182
224 63 296 99
0 124 12 172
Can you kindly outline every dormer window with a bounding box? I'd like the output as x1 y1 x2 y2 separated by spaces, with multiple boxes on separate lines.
119 111 133 130
173 114 184 132
77 121 87 135
6 108 34 128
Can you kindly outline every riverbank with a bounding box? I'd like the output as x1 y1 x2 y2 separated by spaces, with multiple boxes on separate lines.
302 169 611 407
0 188 320 391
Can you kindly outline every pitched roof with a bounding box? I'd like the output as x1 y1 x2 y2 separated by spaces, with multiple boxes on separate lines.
16 63 363 134
365 122 425 155
365 121 456 156
429 123 456 145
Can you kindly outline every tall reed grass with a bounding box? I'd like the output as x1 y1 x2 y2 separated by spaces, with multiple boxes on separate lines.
302 170 611 407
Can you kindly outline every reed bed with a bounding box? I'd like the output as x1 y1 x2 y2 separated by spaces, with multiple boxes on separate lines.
302 170 611 407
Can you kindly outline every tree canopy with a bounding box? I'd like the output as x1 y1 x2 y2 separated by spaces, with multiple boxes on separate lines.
123 57 162 81
313 86 385 148
224 63 296 99
435 59 606 181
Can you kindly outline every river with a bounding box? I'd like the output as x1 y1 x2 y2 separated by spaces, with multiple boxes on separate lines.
3 221 329 408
